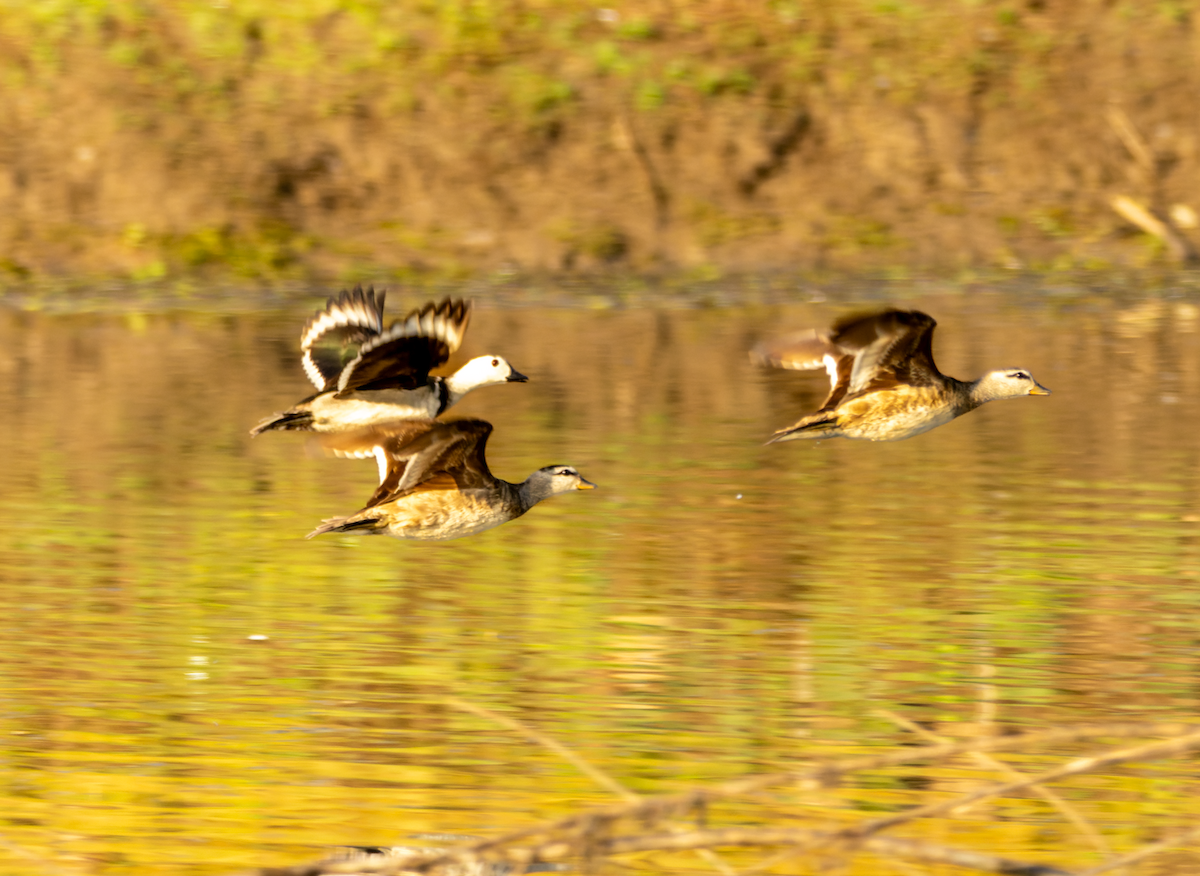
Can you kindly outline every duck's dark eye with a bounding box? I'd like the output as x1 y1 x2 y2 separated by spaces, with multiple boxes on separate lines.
558 469 574 476
492 358 499 367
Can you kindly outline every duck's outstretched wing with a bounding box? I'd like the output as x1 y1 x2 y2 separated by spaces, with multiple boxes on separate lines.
830 309 941 397
319 418 495 509
319 419 437 506
395 418 495 497
335 299 471 394
751 327 849 411
754 309 943 415
301 286 386 391
750 329 838 371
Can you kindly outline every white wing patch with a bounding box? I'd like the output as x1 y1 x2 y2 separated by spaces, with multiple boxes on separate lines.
327 443 394 485
328 448 377 459
300 352 324 391
300 295 385 350
299 291 386 390
374 445 388 485
822 353 839 392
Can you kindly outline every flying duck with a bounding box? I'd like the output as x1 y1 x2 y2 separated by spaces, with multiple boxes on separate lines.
308 418 596 540
754 308 1050 443
251 287 528 435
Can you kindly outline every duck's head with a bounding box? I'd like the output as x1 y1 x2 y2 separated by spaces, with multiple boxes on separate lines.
447 355 529 392
976 368 1051 401
523 466 597 502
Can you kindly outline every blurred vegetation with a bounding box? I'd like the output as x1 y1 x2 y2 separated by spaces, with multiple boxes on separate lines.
3 0 1200 283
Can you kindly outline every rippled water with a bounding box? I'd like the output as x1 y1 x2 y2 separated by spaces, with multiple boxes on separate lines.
1 288 1198 874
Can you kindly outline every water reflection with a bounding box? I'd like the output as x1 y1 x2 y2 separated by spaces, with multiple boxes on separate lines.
0 292 1198 873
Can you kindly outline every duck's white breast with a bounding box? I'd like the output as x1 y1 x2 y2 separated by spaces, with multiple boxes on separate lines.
308 389 440 430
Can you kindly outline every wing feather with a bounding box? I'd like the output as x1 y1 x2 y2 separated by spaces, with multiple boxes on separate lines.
756 308 944 414
752 326 855 410
300 286 386 391
828 309 942 397
319 420 437 506
750 329 839 372
336 298 471 394
319 418 495 510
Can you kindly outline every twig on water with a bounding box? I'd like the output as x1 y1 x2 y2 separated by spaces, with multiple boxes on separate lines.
447 697 737 876
447 697 638 803
877 710 1117 867
246 721 1200 876
841 729 1200 840
427 721 1194 849
588 828 1074 876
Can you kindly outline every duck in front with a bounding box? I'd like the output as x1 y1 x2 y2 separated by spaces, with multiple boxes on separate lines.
754 308 1050 443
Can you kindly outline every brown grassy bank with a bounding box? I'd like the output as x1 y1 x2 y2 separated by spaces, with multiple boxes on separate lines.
3 1 1200 282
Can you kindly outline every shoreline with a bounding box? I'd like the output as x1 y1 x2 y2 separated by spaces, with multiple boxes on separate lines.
3 267 1199 315
4 2 1200 281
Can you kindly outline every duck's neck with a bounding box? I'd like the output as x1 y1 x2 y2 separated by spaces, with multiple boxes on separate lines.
428 376 456 415
961 376 1003 409
514 478 556 513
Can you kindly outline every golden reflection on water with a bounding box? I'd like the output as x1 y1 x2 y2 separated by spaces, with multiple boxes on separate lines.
0 292 1198 874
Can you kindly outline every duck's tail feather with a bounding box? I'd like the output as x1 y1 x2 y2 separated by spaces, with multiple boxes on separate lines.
765 416 839 444
250 410 314 435
306 514 385 539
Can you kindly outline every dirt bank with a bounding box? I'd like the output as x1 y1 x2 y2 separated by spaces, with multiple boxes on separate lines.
3 2 1200 281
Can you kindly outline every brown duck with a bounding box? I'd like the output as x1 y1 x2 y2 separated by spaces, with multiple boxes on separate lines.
309 419 596 540
754 308 1051 443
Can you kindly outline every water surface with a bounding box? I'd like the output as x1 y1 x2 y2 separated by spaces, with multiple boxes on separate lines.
1 289 1198 874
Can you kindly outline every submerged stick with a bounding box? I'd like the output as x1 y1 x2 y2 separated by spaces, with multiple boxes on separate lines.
429 724 1198 876
247 722 1198 876
586 827 1074 876
447 697 737 876
454 722 1197 847
878 710 1117 866
448 697 638 803
844 729 1200 839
